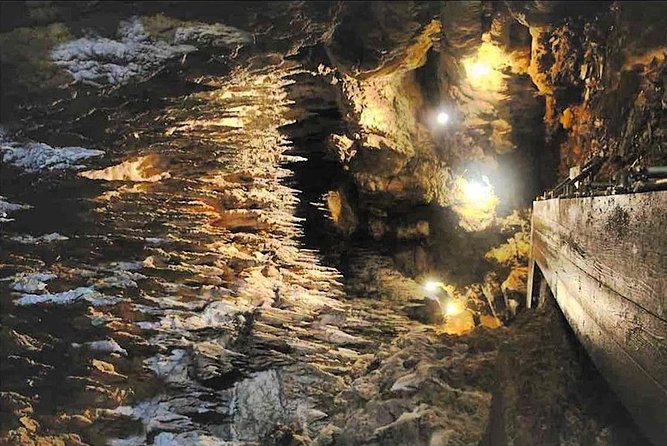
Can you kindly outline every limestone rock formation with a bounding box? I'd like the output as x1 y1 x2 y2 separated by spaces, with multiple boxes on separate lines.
0 2 661 445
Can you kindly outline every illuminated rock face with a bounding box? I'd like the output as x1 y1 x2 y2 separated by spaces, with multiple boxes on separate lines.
318 0 666 292
0 2 660 445
508 1 667 177
313 2 543 304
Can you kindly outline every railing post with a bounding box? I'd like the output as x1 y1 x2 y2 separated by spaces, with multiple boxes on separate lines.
526 205 536 309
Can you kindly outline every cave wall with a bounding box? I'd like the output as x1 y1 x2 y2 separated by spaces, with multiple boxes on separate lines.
2 0 665 321
313 0 666 316
508 1 667 177
312 2 540 318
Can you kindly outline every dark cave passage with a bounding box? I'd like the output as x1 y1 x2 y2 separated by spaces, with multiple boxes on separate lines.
1 2 665 446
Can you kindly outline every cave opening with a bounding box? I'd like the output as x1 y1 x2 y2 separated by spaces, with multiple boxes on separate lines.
1 1 665 445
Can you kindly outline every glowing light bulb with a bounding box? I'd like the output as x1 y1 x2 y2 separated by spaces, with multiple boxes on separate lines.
468 62 492 79
464 180 490 203
423 280 441 293
452 175 499 231
461 42 507 91
445 300 464 316
436 111 450 125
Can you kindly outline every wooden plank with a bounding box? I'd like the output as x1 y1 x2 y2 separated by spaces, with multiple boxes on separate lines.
532 192 667 321
530 191 667 446
526 215 538 309
525 256 536 309
533 221 667 384
536 251 667 444
533 238 667 390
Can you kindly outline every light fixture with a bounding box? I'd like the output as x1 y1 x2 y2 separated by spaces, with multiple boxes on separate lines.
467 62 493 80
451 174 499 231
423 280 442 293
463 175 493 205
436 111 450 125
445 300 464 317
462 42 507 91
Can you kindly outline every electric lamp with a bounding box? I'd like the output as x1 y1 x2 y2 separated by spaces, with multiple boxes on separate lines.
423 280 442 293
462 42 507 91
463 176 495 208
445 300 464 317
436 111 450 125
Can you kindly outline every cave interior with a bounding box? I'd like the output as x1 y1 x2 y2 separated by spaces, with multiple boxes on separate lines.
0 1 666 445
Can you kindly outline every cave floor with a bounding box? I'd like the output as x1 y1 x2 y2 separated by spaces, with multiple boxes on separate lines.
0 36 650 446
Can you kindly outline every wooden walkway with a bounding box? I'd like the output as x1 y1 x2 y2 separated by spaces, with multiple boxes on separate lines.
527 191 667 445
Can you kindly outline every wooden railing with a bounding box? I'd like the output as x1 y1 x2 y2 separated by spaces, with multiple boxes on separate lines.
526 191 667 445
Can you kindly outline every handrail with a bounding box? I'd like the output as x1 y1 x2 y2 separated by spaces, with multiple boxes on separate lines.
542 156 605 200
540 156 667 200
